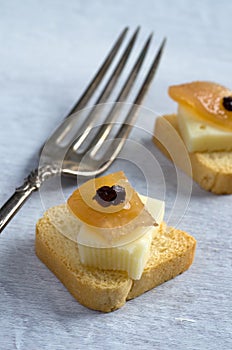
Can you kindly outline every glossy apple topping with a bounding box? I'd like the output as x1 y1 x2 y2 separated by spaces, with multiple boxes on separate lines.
169 81 232 131
67 171 155 229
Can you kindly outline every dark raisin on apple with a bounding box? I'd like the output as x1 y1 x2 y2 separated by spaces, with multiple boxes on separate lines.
93 185 126 207
222 96 232 111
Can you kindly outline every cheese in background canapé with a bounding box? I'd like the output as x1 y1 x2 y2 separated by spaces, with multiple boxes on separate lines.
177 104 232 153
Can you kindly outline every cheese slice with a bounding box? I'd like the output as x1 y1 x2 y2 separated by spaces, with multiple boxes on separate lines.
177 104 232 152
77 195 164 280
78 227 154 280
47 194 165 280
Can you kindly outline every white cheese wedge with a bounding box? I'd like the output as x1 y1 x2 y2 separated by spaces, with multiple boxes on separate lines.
78 228 154 280
47 195 165 280
77 195 164 280
177 104 232 152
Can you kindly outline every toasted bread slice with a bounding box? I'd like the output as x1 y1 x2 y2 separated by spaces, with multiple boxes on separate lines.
153 115 232 194
35 204 196 312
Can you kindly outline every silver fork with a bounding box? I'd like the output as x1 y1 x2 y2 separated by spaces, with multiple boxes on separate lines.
0 27 166 233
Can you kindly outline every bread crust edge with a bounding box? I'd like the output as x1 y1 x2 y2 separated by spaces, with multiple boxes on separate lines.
35 213 196 312
35 221 132 312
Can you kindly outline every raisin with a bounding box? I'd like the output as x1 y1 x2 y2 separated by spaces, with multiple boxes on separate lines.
222 96 232 111
93 185 126 207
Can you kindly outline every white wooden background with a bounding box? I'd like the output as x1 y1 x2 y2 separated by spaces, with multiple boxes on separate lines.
0 0 231 349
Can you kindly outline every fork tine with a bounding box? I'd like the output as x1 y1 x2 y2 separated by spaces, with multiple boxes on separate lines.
67 27 128 116
46 28 128 146
101 38 166 164
89 33 153 156
92 26 140 105
116 37 166 139
71 27 140 151
114 33 153 102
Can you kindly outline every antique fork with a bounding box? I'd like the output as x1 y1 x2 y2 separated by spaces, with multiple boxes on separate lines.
0 27 166 233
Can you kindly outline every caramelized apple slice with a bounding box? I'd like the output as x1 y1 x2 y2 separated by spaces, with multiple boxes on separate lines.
169 81 232 131
67 171 155 229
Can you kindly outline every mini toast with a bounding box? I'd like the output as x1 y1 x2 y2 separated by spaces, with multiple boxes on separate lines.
153 82 232 194
36 207 196 312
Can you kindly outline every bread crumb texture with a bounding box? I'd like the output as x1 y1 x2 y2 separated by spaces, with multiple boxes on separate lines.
197 152 232 173
35 205 196 312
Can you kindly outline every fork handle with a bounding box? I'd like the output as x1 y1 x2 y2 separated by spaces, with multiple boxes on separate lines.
0 180 37 233
0 165 60 233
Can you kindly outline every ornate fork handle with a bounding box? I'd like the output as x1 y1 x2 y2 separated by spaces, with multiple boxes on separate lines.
0 164 60 233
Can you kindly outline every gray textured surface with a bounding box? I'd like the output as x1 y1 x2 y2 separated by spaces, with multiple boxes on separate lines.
0 1 232 349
